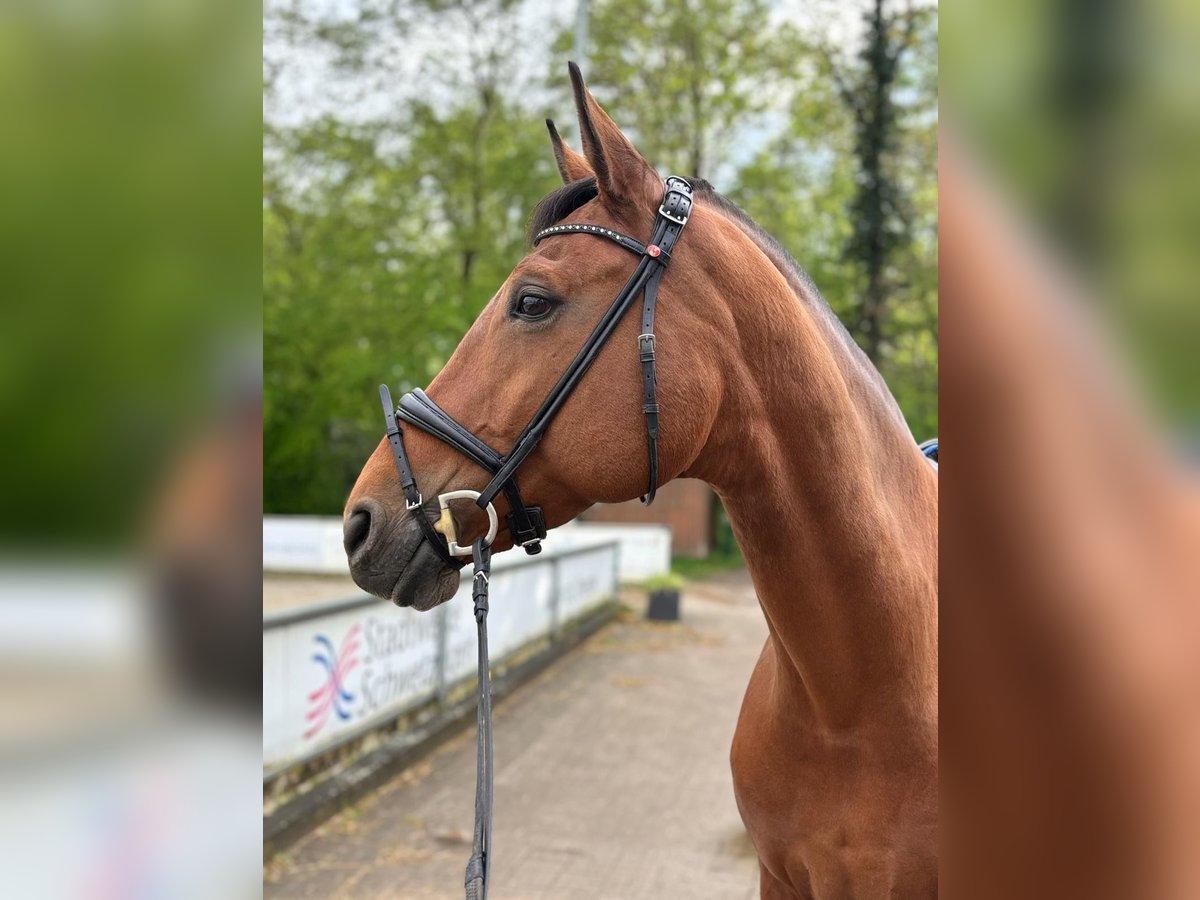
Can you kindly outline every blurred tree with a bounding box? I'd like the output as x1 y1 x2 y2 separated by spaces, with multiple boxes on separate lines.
817 0 935 366
264 0 566 514
264 107 556 513
730 71 858 324
733 1 937 438
557 0 799 180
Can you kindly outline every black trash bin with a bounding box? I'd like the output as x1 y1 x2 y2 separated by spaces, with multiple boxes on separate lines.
646 587 681 621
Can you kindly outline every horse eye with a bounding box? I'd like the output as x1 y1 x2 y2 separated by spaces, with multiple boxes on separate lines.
514 293 554 320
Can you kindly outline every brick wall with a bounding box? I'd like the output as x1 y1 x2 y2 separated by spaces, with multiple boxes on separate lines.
578 478 715 558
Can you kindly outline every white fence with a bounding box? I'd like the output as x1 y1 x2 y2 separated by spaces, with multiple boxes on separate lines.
552 522 671 581
263 515 669 582
261 516 349 574
263 541 619 774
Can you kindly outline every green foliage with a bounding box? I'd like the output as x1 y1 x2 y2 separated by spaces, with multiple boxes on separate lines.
264 98 558 512
728 1 938 440
643 572 685 591
555 0 800 179
671 546 746 581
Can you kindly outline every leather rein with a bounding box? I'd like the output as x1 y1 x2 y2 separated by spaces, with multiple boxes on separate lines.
376 176 694 898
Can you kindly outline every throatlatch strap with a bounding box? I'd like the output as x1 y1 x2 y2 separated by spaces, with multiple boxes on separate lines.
637 176 692 504
638 272 661 506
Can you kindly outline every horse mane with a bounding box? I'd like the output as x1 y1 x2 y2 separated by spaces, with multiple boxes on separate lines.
685 180 910 431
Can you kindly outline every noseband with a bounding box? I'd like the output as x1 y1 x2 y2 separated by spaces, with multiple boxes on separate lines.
378 175 693 563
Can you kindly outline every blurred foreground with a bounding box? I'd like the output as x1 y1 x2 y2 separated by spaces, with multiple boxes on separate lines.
942 0 1200 892
941 137 1200 898
0 0 261 894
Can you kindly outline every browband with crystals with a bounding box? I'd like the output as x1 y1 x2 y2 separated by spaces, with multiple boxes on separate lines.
533 222 655 258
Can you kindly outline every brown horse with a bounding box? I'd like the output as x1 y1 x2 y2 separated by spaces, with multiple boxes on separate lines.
345 66 938 899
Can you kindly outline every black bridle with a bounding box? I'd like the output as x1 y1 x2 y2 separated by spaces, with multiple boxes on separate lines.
378 175 693 562
376 175 694 898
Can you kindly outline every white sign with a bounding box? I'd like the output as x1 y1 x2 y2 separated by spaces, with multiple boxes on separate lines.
263 543 619 771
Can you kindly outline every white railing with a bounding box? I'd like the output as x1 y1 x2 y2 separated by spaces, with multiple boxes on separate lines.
263 540 619 774
263 516 669 583
552 521 671 581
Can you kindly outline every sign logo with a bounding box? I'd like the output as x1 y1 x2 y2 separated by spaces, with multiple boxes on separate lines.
304 624 361 739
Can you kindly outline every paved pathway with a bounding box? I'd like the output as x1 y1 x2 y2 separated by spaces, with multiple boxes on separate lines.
265 569 766 899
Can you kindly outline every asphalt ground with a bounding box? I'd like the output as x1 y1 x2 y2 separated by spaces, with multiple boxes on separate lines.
264 569 766 899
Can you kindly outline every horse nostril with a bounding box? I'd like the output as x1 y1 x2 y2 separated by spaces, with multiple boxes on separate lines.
343 506 373 558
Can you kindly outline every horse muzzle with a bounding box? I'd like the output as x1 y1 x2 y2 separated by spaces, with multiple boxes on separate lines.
343 496 461 609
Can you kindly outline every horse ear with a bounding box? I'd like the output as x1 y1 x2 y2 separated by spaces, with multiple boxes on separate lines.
567 61 659 206
545 118 593 184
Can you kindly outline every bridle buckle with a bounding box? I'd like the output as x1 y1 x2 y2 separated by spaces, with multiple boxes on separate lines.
405 493 424 511
659 177 693 226
638 333 656 364
657 203 688 226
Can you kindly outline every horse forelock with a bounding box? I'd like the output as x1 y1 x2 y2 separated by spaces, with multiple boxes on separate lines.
527 177 599 244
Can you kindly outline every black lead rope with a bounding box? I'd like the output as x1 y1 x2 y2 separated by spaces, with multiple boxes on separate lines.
379 386 493 897
464 538 494 900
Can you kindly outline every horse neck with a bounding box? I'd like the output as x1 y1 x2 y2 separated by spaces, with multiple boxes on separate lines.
687 233 938 733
